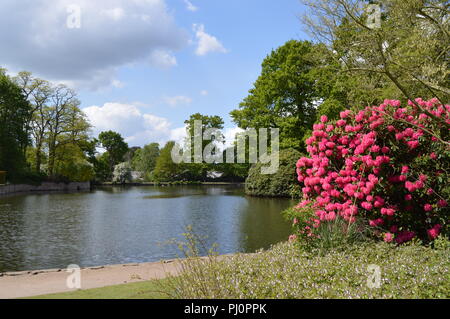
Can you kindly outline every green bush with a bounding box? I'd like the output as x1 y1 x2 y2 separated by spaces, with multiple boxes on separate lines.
283 206 372 254
245 148 302 197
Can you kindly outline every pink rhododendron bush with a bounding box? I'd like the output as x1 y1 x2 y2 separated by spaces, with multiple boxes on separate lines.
291 98 449 245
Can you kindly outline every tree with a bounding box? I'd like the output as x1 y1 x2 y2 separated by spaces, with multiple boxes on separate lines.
0 69 31 178
231 40 323 151
45 85 85 176
183 113 225 180
153 141 182 181
132 143 160 180
98 131 129 178
301 0 449 130
15 74 54 172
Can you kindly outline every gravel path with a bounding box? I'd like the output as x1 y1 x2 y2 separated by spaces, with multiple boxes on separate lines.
0 260 181 299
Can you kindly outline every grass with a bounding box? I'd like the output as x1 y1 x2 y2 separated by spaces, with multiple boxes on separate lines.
27 279 172 299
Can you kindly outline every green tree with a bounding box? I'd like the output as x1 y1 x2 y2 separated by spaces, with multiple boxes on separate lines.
183 113 225 181
301 0 449 127
230 40 321 151
98 130 129 178
14 73 53 172
153 141 181 181
132 143 160 180
0 69 31 178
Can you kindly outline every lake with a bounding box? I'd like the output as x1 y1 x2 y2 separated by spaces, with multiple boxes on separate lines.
0 185 295 272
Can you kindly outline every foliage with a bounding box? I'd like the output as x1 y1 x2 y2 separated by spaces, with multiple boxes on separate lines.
131 143 160 181
9 71 95 182
245 148 302 197
98 131 129 178
183 113 225 181
283 206 371 253
0 70 31 178
54 144 94 182
112 162 133 184
301 0 450 105
169 236 450 299
153 141 182 182
292 99 449 245
93 152 111 183
230 40 320 151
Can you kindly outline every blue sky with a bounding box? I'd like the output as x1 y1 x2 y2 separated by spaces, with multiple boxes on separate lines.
0 0 311 146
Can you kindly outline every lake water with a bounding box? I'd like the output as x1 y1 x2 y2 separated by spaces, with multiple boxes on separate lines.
0 185 295 272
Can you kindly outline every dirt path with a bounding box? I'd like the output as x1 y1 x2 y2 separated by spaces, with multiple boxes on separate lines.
0 260 182 299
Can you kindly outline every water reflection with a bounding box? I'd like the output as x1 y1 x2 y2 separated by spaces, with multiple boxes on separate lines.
0 186 294 272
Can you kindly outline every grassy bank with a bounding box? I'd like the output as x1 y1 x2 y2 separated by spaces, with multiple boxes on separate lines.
28 279 170 299
29 238 449 299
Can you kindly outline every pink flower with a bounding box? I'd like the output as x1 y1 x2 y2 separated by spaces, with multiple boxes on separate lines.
320 115 328 123
336 119 346 127
437 200 448 207
407 140 419 149
405 194 412 201
361 202 373 211
384 232 394 243
430 152 437 160
427 225 441 240
288 234 298 242
424 204 433 212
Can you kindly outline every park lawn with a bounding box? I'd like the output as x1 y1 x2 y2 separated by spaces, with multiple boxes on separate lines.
27 278 173 299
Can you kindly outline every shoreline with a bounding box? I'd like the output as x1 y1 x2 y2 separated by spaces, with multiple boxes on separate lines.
0 254 238 299
0 181 91 197
95 182 245 186
0 259 183 299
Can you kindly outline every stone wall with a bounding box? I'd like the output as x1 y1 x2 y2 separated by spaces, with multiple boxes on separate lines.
0 182 91 196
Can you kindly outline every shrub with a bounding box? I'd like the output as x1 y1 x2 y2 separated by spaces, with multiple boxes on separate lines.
283 206 371 253
292 98 449 244
245 148 302 197
112 162 132 184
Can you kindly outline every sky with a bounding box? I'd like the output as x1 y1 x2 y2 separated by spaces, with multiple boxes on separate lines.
0 0 311 147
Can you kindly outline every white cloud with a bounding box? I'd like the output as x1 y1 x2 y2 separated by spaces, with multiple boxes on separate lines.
0 0 188 89
101 7 125 21
183 0 198 12
200 90 208 96
164 95 192 107
82 102 184 146
149 49 177 68
112 79 125 88
193 24 228 56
